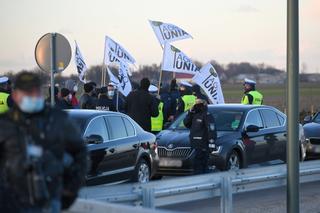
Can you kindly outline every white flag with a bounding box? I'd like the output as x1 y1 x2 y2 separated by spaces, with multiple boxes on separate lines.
104 36 136 65
162 43 200 75
107 67 120 86
74 42 87 83
149 20 192 45
118 62 132 96
192 63 225 104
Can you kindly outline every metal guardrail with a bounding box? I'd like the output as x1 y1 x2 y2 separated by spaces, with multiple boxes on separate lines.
80 160 320 213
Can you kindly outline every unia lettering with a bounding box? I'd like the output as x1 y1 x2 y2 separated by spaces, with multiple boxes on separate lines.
114 44 131 62
173 53 199 72
159 25 189 40
202 76 218 100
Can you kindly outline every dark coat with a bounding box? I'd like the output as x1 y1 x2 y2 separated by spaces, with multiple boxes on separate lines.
56 99 73 110
96 95 116 111
0 105 87 211
79 94 96 109
125 89 159 132
183 107 216 150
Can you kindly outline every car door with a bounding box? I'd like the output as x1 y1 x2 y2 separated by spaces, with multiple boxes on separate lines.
260 109 286 161
84 116 110 177
102 115 139 177
243 109 266 164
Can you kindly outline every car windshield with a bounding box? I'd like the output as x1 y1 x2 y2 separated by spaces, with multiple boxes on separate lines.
313 113 320 124
169 109 244 131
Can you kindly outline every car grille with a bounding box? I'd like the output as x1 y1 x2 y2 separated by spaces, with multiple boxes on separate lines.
310 138 320 145
158 147 193 158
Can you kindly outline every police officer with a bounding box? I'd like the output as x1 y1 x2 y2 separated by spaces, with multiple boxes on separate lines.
0 76 13 113
0 72 87 212
241 78 263 105
149 85 164 134
176 81 196 117
96 86 116 111
183 99 216 175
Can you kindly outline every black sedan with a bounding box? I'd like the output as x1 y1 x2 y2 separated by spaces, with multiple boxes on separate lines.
303 112 320 158
66 110 159 185
155 104 306 176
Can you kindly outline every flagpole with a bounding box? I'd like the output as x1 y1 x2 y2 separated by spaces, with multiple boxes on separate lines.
158 43 164 95
116 87 119 112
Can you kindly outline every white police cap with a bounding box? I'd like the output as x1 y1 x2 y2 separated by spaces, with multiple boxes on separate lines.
0 76 9 84
179 80 193 88
148 84 158 92
244 78 256 85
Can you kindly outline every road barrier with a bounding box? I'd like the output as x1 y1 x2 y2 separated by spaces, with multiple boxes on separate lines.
80 160 320 213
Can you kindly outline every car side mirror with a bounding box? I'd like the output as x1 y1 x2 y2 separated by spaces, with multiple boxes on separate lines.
245 125 260 133
303 115 312 124
85 134 104 144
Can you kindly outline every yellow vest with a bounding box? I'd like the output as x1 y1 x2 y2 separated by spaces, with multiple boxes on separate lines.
182 95 196 111
241 90 263 105
151 102 164 132
0 92 9 113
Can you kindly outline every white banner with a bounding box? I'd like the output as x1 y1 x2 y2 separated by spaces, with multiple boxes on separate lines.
162 43 200 75
104 36 135 65
118 62 132 96
149 20 192 45
74 42 87 83
192 63 225 104
107 67 120 86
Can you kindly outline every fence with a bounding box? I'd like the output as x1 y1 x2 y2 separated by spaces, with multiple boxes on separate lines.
80 160 320 213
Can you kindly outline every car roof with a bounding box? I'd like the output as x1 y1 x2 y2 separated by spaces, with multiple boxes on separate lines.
65 109 123 120
208 104 272 112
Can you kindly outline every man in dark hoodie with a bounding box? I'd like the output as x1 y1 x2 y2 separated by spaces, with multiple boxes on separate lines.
125 78 159 132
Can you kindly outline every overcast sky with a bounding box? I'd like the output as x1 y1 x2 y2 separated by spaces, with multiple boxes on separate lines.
0 0 319 75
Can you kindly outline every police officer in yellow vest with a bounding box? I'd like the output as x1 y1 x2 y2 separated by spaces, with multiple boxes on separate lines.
149 85 164 134
0 76 12 113
241 78 263 105
176 81 197 117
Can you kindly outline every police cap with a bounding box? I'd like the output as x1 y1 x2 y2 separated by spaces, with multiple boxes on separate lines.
14 71 41 92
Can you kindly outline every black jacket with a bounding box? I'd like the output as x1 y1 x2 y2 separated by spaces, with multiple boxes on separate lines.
79 94 96 109
96 95 116 111
184 107 216 150
56 99 73 110
0 105 87 211
125 89 159 132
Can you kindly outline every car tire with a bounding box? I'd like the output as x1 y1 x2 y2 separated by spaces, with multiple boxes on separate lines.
226 150 241 171
132 159 150 183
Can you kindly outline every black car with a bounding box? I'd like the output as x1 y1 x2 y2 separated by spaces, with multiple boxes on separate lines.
303 112 320 158
155 104 306 176
66 110 159 185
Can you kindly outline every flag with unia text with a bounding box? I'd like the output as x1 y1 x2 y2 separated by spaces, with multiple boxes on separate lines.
149 20 192 45
107 62 132 97
104 36 136 66
162 43 200 75
192 63 225 104
74 42 87 83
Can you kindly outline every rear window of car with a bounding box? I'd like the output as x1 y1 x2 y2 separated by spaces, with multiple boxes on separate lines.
260 109 281 128
123 117 135 136
106 116 128 140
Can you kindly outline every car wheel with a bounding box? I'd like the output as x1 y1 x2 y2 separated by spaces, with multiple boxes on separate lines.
227 150 241 170
132 159 150 183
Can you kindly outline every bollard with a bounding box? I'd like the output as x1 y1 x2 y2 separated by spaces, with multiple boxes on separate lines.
142 187 155 209
220 176 233 213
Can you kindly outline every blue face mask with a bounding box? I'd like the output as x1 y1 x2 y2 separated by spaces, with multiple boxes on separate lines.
19 96 45 113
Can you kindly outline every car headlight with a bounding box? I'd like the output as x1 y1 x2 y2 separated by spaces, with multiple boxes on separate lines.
209 143 222 154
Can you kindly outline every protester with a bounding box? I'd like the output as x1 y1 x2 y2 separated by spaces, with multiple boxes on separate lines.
149 85 164 134
176 81 196 117
79 83 96 109
64 80 79 108
241 78 263 105
107 83 125 112
88 81 98 98
96 86 116 111
125 78 159 132
192 84 209 103
159 83 171 124
0 76 13 113
0 71 87 212
183 99 216 174
57 88 73 110
46 86 59 106
168 79 180 121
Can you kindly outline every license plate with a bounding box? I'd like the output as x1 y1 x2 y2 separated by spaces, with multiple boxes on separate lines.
159 159 182 167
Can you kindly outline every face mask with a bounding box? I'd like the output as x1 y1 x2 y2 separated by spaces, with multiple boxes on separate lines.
19 96 45 114
108 91 114 97
73 85 78 92
68 94 72 101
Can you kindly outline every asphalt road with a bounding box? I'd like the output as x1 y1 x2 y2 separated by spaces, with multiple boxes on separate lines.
160 181 320 213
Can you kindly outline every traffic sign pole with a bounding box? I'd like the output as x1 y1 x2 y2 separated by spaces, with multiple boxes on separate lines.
50 33 57 107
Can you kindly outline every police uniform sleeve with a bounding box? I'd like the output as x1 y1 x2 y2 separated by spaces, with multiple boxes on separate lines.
60 114 87 209
183 110 193 129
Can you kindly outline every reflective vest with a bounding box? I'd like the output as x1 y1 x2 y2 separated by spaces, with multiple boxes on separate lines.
0 92 9 113
241 90 263 105
182 95 196 111
151 102 164 132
